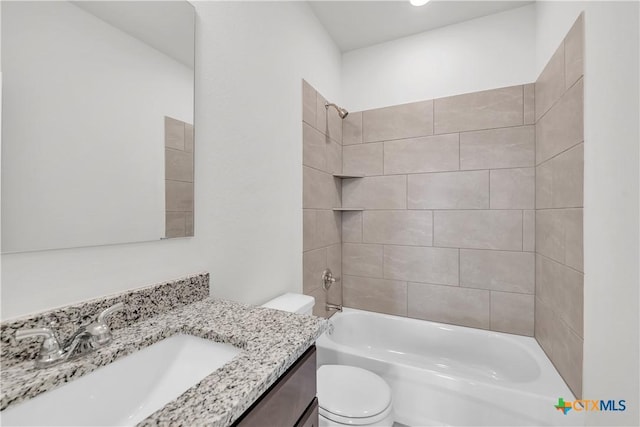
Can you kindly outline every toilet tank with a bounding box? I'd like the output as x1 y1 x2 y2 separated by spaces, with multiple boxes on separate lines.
261 293 315 315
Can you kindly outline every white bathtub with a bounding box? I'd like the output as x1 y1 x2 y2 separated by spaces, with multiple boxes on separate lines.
316 308 583 427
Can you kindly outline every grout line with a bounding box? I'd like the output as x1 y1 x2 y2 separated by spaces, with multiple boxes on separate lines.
535 141 584 168
361 122 532 145
536 206 584 211
536 76 583 123
331 164 537 179
489 289 492 330
457 133 461 170
522 85 525 126
431 210 435 246
432 100 436 135
522 210 525 251
488 170 492 209
342 242 533 253
457 248 461 286
536 252 584 275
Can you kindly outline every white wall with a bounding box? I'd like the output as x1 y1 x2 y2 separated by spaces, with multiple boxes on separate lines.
536 2 639 425
0 1 341 319
1 1 193 253
341 4 536 111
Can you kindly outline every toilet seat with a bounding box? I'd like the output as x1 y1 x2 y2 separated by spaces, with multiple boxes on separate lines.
317 365 392 425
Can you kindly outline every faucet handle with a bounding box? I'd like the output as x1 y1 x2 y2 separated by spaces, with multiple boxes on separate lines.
97 302 124 324
15 327 64 368
87 303 124 347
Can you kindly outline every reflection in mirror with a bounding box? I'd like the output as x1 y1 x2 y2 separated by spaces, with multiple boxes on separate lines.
1 1 195 254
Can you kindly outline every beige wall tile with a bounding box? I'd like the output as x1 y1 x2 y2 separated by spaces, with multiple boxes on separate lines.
535 43 565 120
524 83 535 125
552 143 583 208
343 143 383 176
536 209 565 263
536 78 584 164
434 210 523 250
343 243 384 278
165 148 193 183
363 100 433 142
551 319 583 397
343 112 363 145
342 175 407 209
315 92 327 136
491 292 534 336
384 134 459 175
303 123 326 171
303 166 340 209
460 249 534 294
460 126 534 170
185 211 194 236
302 80 316 126
303 247 326 294
303 209 317 251
363 210 433 246
343 275 407 316
535 297 556 357
327 139 342 174
307 286 328 318
490 168 535 209
165 212 186 238
565 208 584 272
536 161 553 209
165 116 185 150
536 207 582 272
316 210 341 248
408 170 489 209
384 245 458 285
326 278 342 309
408 283 490 329
342 211 362 243
434 85 523 134
166 180 194 211
536 254 583 337
327 104 343 144
523 210 535 252
564 14 584 89
327 244 342 285
184 123 194 153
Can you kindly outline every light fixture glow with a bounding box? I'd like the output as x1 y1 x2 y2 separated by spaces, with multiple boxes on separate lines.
410 0 430 6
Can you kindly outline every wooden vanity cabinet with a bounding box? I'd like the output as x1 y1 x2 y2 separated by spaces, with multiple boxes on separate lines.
233 345 318 427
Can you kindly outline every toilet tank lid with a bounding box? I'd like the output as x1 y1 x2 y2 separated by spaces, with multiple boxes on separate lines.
261 293 315 314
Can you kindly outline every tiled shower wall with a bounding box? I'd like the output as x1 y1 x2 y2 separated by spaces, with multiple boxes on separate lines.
165 116 195 238
340 84 536 335
302 80 344 318
534 15 584 398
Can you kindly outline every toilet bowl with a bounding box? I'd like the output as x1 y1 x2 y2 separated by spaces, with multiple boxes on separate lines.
317 365 394 427
262 293 394 427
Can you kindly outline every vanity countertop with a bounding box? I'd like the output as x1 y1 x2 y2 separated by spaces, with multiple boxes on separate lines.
0 297 328 426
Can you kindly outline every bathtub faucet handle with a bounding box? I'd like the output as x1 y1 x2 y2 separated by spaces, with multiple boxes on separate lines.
322 269 339 291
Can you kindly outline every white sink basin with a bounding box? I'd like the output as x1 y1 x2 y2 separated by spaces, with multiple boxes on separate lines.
1 334 241 426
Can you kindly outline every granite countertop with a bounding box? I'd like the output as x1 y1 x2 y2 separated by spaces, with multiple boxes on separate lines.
0 297 328 426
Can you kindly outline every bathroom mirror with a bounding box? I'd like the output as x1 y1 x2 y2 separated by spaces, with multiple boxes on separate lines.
1 1 195 253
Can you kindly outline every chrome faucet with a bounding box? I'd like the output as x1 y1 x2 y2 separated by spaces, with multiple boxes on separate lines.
325 303 343 313
15 303 124 369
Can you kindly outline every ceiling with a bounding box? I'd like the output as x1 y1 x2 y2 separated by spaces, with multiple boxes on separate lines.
309 0 534 52
73 1 195 68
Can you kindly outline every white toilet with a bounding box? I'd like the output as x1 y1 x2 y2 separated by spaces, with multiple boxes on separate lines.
261 293 394 427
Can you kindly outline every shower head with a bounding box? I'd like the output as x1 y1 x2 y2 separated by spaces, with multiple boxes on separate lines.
325 102 349 119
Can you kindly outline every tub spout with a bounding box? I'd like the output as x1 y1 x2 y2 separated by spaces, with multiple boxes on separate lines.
326 303 342 313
